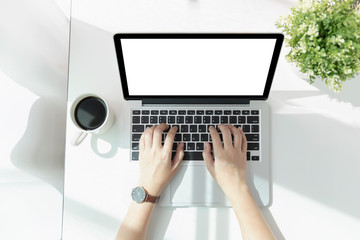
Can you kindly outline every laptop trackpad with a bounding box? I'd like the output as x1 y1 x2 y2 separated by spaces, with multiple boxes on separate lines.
170 165 223 204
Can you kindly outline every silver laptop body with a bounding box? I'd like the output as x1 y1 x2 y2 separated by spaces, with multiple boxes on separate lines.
114 33 283 207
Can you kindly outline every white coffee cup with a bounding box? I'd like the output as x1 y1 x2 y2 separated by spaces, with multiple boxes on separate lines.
70 94 115 146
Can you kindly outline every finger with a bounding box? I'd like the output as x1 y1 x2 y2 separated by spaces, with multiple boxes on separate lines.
228 124 241 149
239 127 248 153
209 126 222 157
202 142 216 179
139 128 146 151
153 124 169 148
237 127 243 150
163 126 178 153
144 126 156 149
172 142 184 171
218 124 232 150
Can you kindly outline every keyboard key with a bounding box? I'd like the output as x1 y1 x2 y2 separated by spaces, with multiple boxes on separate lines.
251 125 259 132
177 116 184 124
168 116 175 123
238 116 246 124
215 110 222 115
252 156 260 161
183 134 191 141
178 110 186 115
224 110 231 115
174 133 181 141
172 143 177 150
151 110 159 115
132 152 139 161
183 151 203 160
190 125 197 132
221 116 228 124
132 143 139 150
251 110 259 115
187 143 195 150
133 116 140 123
206 110 213 115
132 125 144 132
248 143 259 150
181 125 189 132
196 110 204 115
199 125 207 132
247 116 259 124
233 110 241 115
142 110 150 115
242 110 250 115
242 125 250 132
150 116 158 124
201 134 208 141
192 134 199 141
159 116 167 123
196 143 204 150
132 134 142 141
141 116 149 123
229 116 237 124
203 116 210 123
133 110 140 115
185 116 193 124
245 134 259 141
160 110 168 115
169 110 177 115
187 110 195 115
247 151 250 161
212 116 219 123
194 116 202 123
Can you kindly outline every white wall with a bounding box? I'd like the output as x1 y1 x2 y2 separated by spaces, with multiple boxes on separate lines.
0 0 70 239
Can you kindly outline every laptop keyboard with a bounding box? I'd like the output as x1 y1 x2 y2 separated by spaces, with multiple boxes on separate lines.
131 108 260 161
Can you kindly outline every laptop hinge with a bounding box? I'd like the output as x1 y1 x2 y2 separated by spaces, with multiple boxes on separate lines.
142 98 250 105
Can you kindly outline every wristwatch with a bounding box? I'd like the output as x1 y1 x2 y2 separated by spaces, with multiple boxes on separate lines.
131 186 160 204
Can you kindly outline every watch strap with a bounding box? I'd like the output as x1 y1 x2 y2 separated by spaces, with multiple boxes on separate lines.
145 193 160 204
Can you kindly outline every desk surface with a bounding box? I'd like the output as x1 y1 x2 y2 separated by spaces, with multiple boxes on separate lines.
62 1 360 239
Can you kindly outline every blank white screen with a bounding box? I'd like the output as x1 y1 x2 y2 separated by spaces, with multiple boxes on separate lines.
121 38 276 96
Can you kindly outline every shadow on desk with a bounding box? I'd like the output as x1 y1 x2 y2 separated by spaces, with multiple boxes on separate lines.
1 0 69 193
269 86 360 223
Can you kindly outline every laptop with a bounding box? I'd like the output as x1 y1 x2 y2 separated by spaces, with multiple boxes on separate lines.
113 33 283 207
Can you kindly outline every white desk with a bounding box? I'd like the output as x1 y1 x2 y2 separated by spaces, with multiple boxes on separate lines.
62 1 360 239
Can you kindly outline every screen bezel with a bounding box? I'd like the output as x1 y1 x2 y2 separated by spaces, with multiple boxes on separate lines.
114 33 283 102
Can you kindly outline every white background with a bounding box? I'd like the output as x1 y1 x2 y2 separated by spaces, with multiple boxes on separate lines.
0 0 69 239
122 38 276 96
1 0 360 239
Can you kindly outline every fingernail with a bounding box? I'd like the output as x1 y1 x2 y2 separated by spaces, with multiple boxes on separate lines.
204 143 208 149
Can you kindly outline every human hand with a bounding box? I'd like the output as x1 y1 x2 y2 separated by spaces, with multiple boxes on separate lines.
202 124 248 200
137 124 184 196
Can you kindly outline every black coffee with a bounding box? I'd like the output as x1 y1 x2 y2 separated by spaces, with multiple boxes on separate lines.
75 96 107 130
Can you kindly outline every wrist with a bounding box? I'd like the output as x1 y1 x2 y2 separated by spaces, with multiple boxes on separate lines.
226 183 251 203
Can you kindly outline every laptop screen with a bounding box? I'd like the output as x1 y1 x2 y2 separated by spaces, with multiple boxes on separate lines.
114 33 283 102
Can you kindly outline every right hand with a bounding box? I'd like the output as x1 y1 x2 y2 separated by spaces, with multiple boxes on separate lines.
202 124 248 199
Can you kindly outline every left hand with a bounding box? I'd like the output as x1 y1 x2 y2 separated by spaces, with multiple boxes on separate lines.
137 124 184 196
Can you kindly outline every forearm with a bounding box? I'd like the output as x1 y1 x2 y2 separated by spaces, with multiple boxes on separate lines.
229 184 275 240
115 202 155 240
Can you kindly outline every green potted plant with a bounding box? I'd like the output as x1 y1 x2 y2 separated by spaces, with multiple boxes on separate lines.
276 0 360 92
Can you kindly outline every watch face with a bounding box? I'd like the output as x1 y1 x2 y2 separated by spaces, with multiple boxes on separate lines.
132 187 146 203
